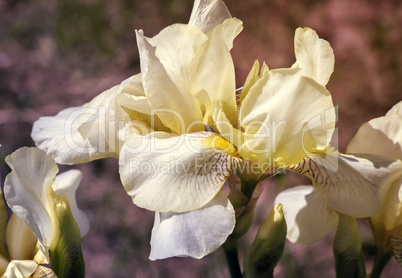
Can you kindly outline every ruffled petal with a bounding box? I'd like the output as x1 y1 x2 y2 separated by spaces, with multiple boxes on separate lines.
136 27 205 134
288 152 402 217
4 147 56 256
239 68 335 167
32 105 117 165
292 27 335 86
275 186 338 244
385 100 402 118
149 190 235 260
194 18 242 128
119 132 240 213
346 116 402 161
52 169 89 237
2 260 37 278
188 0 232 35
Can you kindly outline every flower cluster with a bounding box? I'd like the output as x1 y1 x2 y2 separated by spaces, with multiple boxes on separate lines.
2 0 401 277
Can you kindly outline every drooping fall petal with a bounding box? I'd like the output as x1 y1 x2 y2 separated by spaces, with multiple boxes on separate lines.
149 190 235 260
288 152 402 218
274 185 338 244
119 131 240 213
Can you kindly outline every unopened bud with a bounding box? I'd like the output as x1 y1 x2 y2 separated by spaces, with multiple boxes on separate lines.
244 203 287 278
333 214 366 278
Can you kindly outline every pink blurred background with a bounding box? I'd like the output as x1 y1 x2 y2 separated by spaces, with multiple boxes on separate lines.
0 0 401 277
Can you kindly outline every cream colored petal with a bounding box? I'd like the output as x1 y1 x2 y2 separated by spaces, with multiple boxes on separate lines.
289 152 402 217
385 100 402 118
4 147 57 256
78 77 140 155
346 116 402 161
237 60 269 107
149 190 235 260
371 179 402 232
292 27 335 86
136 28 205 134
274 186 338 244
119 131 240 213
5 214 37 261
2 260 37 278
52 170 89 237
240 68 335 167
188 0 232 35
32 105 117 165
193 18 242 128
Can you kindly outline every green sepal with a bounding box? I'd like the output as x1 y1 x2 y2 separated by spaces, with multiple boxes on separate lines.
49 189 85 278
333 214 366 278
244 203 287 278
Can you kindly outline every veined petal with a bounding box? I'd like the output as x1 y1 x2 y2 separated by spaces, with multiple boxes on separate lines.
275 186 338 244
292 27 335 86
4 147 56 256
2 260 37 278
288 152 402 217
149 190 235 260
119 131 240 213
346 116 402 161
52 170 89 237
32 105 117 165
136 28 205 134
194 18 242 128
188 0 232 35
239 68 335 167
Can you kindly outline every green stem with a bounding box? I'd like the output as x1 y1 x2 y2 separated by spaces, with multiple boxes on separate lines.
241 180 258 201
369 249 392 278
223 237 242 278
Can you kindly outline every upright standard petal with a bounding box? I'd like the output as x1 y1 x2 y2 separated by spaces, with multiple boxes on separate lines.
288 151 402 218
292 27 335 86
4 147 56 256
274 186 338 244
188 0 232 35
119 132 240 213
346 109 402 161
136 27 205 134
32 105 117 165
149 190 235 260
52 170 89 237
239 68 335 167
193 18 243 128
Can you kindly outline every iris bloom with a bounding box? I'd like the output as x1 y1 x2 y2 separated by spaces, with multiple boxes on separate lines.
275 101 402 247
347 100 402 266
2 147 89 277
31 0 341 260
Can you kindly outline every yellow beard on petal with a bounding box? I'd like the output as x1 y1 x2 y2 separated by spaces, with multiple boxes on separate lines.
201 136 241 158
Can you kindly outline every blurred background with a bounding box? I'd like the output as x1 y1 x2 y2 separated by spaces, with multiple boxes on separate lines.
0 0 401 277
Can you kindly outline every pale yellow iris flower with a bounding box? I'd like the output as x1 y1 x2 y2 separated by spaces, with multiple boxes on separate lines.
275 101 402 248
31 0 343 260
2 147 89 277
